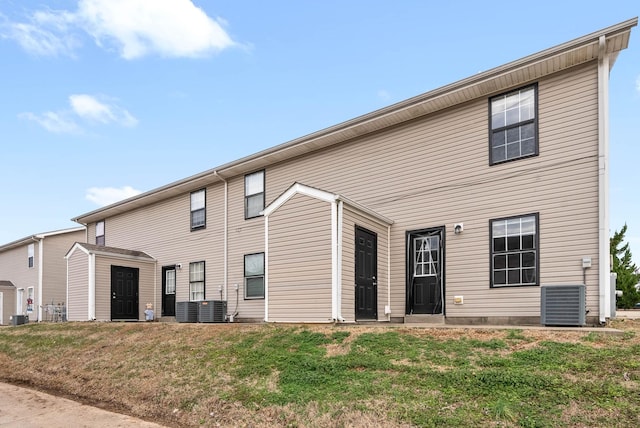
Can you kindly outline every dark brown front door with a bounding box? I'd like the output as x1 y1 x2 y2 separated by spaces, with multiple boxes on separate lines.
111 266 139 320
355 226 377 320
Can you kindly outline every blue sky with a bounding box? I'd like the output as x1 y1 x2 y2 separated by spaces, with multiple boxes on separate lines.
1 1 638 263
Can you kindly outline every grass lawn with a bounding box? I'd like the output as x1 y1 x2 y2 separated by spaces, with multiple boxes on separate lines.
0 320 639 427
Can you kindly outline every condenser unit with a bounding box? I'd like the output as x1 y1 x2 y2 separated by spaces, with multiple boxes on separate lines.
176 301 198 323
198 300 227 323
541 285 586 326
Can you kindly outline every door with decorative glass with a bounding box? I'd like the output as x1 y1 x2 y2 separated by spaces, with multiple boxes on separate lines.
162 266 176 317
407 228 443 314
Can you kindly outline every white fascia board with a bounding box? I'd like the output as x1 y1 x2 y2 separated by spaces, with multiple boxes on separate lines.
64 242 91 260
262 182 337 217
34 226 86 240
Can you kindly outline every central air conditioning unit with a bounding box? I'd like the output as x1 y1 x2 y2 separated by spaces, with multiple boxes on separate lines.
176 301 198 323
198 300 227 323
540 285 586 326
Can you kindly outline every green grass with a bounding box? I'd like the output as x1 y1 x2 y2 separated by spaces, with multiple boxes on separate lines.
0 321 639 427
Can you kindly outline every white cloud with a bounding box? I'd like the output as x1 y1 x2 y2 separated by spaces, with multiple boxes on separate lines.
20 94 137 133
18 111 80 134
86 186 142 206
2 0 236 59
69 94 138 127
0 10 79 57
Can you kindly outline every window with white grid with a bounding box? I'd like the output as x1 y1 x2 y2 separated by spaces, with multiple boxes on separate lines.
189 261 205 301
190 189 206 230
490 85 537 164
491 214 538 287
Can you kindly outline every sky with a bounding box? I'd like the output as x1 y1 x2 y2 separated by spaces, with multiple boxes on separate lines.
0 1 638 264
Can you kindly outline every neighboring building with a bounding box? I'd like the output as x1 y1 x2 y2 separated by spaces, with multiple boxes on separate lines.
0 281 16 325
69 19 636 325
0 227 86 323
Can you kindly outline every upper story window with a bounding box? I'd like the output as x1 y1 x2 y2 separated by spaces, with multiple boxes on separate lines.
27 243 34 268
244 252 265 299
490 213 538 287
245 170 265 219
190 189 206 230
189 261 205 301
489 84 538 164
96 220 105 246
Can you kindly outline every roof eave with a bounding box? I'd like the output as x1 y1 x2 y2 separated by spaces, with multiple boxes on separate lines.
71 17 637 225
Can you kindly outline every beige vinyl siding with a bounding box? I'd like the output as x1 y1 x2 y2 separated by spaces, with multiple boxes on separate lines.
88 223 97 245
268 194 332 322
261 61 599 320
94 256 155 321
66 250 89 321
227 174 265 320
0 243 39 318
341 206 390 322
41 231 84 307
99 185 225 310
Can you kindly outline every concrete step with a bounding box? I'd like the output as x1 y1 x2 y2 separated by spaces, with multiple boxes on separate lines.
159 316 176 323
404 314 445 324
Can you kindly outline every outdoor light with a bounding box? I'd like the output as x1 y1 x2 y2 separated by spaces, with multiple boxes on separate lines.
454 223 463 234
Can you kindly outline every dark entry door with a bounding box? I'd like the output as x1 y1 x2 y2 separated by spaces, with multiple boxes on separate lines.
162 266 176 317
111 266 139 320
355 226 377 320
407 228 443 314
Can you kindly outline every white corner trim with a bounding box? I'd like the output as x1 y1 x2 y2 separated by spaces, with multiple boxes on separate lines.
336 200 344 322
88 253 96 321
37 238 44 321
331 201 338 321
264 215 269 322
597 34 611 324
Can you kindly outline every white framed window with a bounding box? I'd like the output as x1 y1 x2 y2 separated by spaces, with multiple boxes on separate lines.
27 243 34 268
191 189 206 230
166 269 176 295
490 214 538 287
96 220 105 246
189 261 205 301
245 170 265 219
490 84 537 164
414 235 439 277
244 253 264 299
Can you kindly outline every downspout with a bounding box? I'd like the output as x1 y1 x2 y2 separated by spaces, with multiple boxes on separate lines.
387 224 391 321
336 200 344 322
65 254 69 321
88 253 96 320
264 214 269 321
32 236 44 322
331 200 338 321
214 171 228 302
597 35 611 324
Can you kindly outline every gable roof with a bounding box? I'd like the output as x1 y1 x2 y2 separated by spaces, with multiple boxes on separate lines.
0 227 86 254
263 182 394 226
65 242 155 262
72 18 637 225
